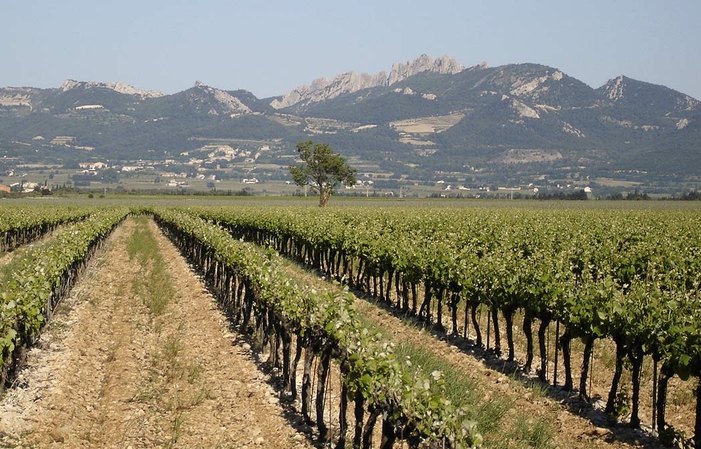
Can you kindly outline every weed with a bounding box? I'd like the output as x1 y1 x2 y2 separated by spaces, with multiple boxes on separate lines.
508 414 556 449
165 412 184 448
133 379 164 404
670 380 696 407
187 361 203 384
526 379 549 399
127 218 174 316
613 385 631 419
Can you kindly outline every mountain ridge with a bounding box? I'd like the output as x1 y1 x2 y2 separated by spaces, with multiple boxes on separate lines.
1 55 700 189
270 54 465 110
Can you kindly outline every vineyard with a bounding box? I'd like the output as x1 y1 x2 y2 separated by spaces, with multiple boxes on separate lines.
1 201 701 448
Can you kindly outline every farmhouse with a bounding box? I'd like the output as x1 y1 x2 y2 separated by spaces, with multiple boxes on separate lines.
79 162 108 170
75 104 105 110
50 136 76 146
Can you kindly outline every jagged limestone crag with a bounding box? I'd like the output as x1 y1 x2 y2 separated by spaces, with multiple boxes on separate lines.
270 54 463 110
60 79 164 99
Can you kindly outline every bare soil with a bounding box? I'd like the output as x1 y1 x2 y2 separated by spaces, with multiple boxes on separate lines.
0 218 314 448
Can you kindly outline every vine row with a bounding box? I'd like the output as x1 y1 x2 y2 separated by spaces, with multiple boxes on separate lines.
0 205 93 253
189 205 701 445
154 208 482 449
0 207 129 389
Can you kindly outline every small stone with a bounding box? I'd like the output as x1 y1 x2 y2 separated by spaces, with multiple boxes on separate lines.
255 436 265 445
50 426 70 442
586 426 611 437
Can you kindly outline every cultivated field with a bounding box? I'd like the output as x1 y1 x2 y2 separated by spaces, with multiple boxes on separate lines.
1 199 700 448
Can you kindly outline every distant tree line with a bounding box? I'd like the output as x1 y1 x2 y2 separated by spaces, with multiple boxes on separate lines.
536 189 588 200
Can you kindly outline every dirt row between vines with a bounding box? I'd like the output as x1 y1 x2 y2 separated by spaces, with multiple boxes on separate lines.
0 218 314 448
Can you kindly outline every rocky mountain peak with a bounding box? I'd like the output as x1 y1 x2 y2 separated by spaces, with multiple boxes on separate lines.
60 79 164 99
387 54 463 85
270 54 464 110
598 75 699 112
601 75 627 101
0 87 35 108
188 82 251 116
270 70 387 110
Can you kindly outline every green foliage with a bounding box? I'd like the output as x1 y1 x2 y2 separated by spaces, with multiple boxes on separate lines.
155 208 483 448
192 204 701 405
0 207 129 370
289 140 356 207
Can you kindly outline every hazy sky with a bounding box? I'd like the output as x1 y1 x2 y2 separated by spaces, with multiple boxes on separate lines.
3 0 700 99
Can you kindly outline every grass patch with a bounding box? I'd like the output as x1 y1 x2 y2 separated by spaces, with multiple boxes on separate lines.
526 379 549 400
356 311 512 441
393 342 512 438
503 414 556 449
127 217 174 316
165 412 184 449
354 303 557 447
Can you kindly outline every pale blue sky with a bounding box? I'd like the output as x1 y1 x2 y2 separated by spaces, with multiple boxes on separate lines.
3 0 700 99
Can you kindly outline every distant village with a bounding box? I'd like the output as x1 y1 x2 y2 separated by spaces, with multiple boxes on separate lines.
0 142 272 193
0 137 603 199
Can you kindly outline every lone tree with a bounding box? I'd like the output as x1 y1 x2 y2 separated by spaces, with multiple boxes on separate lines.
289 140 356 207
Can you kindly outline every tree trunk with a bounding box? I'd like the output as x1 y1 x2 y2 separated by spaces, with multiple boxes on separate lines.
419 283 432 322
656 361 674 433
362 407 381 449
523 312 534 373
605 337 627 415
290 336 304 400
560 330 573 391
355 259 364 288
491 307 501 356
410 283 418 315
471 302 482 348
302 347 315 425
380 415 396 449
628 344 644 428
396 273 403 310
537 317 551 382
385 269 394 304
336 359 350 449
451 291 460 337
353 390 365 449
579 335 595 401
280 323 292 391
503 308 515 362
695 382 701 449
320 188 331 207
435 287 445 332
316 349 331 441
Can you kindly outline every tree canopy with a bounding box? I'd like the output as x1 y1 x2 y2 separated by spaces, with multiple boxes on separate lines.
289 140 356 207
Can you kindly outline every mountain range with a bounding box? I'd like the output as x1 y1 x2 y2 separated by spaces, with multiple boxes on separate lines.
1 54 699 190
